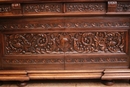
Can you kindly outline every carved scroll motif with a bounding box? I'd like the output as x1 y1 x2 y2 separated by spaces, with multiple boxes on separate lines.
5 32 125 54
66 57 127 63
117 2 130 12
3 57 127 64
23 3 62 13
3 58 64 64
0 22 129 30
66 3 105 12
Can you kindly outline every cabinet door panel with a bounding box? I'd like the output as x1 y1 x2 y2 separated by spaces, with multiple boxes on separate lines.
2 32 65 70
64 30 129 69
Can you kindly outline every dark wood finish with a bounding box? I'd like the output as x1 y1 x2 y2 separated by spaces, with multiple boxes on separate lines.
0 81 3 86
0 0 130 86
17 81 28 87
102 80 114 86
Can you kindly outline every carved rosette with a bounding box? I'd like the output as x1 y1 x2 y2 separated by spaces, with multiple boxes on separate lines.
5 32 126 55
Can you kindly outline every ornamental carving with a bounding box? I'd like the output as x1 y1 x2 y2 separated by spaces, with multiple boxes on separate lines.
0 5 11 13
0 22 129 30
117 2 130 12
3 58 64 64
66 3 105 12
66 57 127 63
3 57 127 64
5 32 125 54
23 3 62 13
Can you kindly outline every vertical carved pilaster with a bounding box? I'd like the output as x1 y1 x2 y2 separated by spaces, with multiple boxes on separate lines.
11 3 22 14
108 1 117 12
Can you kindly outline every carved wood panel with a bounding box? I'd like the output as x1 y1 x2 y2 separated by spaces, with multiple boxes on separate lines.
0 1 129 70
65 54 128 69
23 3 63 14
2 31 128 69
0 4 11 13
2 54 65 69
65 57 127 63
0 2 130 17
4 31 126 55
65 3 106 13
0 18 129 30
117 2 130 12
3 58 64 64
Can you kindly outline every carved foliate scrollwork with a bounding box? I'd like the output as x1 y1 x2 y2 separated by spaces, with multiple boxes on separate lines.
23 3 62 13
66 3 105 12
117 2 130 12
5 32 125 54
66 57 127 63
3 58 64 64
3 57 127 64
0 21 129 30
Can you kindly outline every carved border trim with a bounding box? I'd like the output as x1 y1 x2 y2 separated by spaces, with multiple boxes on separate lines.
0 21 129 30
65 57 127 63
3 58 64 64
3 57 127 64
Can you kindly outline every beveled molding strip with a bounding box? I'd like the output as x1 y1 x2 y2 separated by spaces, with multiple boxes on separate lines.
0 1 130 16
1 69 130 86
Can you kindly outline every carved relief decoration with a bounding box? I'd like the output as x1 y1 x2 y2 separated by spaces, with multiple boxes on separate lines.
3 57 127 64
5 32 125 54
0 21 129 30
23 3 62 13
0 5 11 13
117 2 130 12
66 57 127 63
3 58 64 64
66 3 105 12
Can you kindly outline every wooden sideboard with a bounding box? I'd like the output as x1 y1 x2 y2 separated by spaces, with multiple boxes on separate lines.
0 0 130 86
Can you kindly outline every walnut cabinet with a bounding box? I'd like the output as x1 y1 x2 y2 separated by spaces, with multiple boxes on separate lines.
0 0 130 86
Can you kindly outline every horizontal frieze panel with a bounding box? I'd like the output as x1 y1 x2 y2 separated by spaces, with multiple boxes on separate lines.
2 56 128 64
0 17 129 30
2 55 65 69
65 54 129 69
23 3 63 14
65 3 106 13
0 2 130 17
3 58 64 64
4 31 127 55
65 55 128 64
